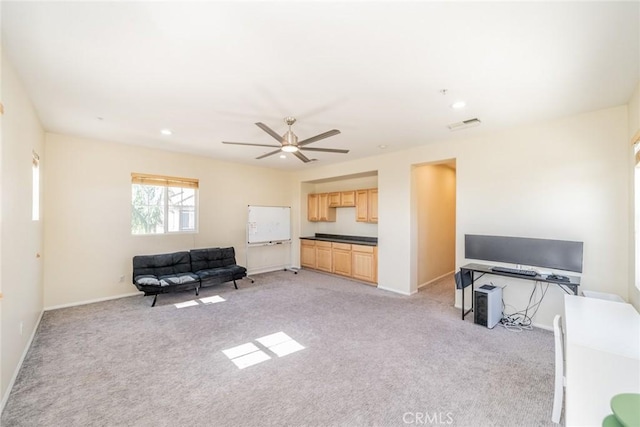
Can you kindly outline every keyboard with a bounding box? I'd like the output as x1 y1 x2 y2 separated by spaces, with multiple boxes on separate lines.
491 266 537 277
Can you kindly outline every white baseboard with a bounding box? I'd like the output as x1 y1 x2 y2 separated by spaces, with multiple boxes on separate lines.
44 291 142 311
377 285 416 296
247 265 292 276
418 270 455 289
1 309 44 414
531 322 553 331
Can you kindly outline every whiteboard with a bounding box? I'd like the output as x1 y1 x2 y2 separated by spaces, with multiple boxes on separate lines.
247 205 291 244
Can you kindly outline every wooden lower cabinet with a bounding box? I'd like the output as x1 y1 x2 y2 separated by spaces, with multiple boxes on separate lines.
315 241 332 272
332 243 352 276
352 244 377 284
301 240 377 285
301 240 316 268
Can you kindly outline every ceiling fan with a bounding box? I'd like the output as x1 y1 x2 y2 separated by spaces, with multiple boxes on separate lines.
222 116 348 163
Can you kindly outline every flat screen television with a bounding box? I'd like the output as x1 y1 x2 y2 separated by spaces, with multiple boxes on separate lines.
465 234 583 273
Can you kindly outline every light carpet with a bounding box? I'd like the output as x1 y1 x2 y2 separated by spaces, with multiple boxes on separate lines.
1 270 558 426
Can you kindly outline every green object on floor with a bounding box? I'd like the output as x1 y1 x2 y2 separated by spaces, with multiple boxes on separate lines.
603 414 623 427
610 393 640 427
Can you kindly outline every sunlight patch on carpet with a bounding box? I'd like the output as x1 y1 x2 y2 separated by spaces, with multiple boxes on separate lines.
230 350 271 369
256 331 292 347
200 295 225 304
268 339 305 357
223 332 305 369
175 300 199 308
257 331 305 357
222 342 271 369
223 343 260 359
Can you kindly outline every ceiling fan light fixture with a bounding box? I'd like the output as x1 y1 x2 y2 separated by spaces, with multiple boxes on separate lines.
222 116 343 163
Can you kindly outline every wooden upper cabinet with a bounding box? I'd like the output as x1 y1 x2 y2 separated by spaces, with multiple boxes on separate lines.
328 192 341 207
309 188 373 222
356 189 377 223
356 188 378 222
340 191 356 207
318 193 336 222
368 189 378 223
308 193 319 221
356 189 369 222
329 191 355 207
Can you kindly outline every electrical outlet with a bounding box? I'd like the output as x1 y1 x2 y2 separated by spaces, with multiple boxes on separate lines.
119 275 125 283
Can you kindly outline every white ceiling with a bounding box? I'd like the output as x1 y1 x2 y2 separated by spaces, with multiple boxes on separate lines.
2 1 638 170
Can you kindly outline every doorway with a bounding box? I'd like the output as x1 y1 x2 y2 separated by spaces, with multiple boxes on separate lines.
414 160 457 304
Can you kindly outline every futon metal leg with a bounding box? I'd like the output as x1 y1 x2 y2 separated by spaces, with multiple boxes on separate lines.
196 286 200 296
151 294 158 307
233 280 238 290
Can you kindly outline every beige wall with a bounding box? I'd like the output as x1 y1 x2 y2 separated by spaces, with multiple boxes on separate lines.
295 105 630 328
43 134 294 308
415 163 456 286
629 81 640 310
1 51 45 407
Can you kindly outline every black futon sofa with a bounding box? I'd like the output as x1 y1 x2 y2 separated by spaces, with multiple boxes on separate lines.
132 247 247 306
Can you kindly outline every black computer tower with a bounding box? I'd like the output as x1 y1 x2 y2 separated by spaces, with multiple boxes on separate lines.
474 285 502 328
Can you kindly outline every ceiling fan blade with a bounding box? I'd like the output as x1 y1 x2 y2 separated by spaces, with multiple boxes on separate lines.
222 141 281 148
298 129 341 146
255 122 284 143
293 151 314 163
256 149 282 160
299 147 349 154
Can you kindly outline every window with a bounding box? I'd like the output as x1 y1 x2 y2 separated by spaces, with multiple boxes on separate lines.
131 173 198 235
635 135 640 290
32 151 40 221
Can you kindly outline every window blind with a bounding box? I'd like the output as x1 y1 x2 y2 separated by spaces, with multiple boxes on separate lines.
131 173 199 189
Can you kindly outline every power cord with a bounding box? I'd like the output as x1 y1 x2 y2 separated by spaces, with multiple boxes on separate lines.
499 281 550 332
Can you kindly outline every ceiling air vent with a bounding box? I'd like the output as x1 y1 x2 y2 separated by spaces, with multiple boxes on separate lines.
448 118 481 131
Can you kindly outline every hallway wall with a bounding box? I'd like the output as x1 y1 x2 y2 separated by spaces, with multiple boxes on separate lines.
415 163 456 287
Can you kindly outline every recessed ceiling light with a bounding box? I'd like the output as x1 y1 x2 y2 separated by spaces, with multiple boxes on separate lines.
160 129 172 136
279 154 286 159
451 101 466 109
378 145 387 149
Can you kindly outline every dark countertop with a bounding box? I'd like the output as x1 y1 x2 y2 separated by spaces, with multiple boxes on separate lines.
300 233 377 246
